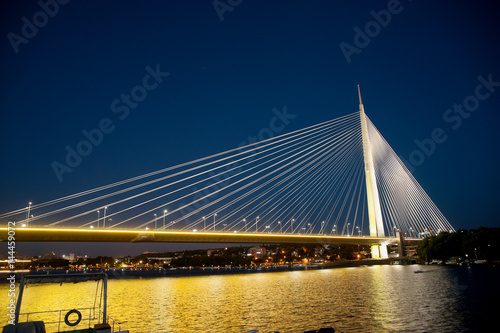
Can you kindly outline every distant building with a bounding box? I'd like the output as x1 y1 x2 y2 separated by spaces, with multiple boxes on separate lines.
61 253 75 261
247 246 266 259
42 252 57 260
147 256 173 264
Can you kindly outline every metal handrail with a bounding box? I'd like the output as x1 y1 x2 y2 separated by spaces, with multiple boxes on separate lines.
18 308 125 332
107 315 125 332
20 307 94 316
19 307 98 332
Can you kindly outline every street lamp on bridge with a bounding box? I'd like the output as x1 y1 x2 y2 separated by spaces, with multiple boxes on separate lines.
163 210 167 229
214 213 217 231
203 216 206 231
26 202 32 227
154 214 157 230
96 210 100 229
103 206 108 229
256 216 259 232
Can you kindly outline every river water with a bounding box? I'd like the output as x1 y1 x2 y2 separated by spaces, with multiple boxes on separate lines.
1 265 498 332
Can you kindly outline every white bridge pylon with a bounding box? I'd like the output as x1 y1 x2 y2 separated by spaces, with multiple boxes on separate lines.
359 86 387 258
1 88 455 256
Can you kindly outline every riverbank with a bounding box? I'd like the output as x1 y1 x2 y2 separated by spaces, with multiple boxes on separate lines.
3 258 414 280
6 258 497 281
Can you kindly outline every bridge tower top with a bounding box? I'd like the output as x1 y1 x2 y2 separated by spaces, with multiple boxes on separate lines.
358 84 365 113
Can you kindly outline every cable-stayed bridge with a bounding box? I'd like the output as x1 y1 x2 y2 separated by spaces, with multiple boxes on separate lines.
0 87 454 258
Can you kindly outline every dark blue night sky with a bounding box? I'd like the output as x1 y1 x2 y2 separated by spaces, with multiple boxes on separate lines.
1 1 499 256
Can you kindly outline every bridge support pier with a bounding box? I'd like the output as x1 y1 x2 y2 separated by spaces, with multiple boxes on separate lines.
397 231 406 257
371 244 388 259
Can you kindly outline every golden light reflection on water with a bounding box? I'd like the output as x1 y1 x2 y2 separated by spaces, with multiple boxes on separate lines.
1 266 467 332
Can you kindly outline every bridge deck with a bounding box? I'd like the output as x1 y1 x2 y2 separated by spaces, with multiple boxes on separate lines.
0 227 404 246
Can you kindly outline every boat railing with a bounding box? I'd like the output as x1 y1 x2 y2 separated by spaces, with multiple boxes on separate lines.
19 308 97 331
107 315 126 332
17 308 126 332
19 308 128 332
